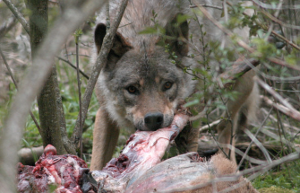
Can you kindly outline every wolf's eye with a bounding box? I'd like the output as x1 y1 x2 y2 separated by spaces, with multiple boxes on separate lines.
163 82 173 90
127 86 138 94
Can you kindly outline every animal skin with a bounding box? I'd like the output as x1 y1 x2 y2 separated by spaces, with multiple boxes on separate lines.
90 0 259 170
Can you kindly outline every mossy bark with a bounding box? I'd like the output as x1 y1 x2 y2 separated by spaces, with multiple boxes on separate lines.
27 0 67 154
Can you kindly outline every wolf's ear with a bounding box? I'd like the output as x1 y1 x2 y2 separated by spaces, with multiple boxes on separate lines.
94 23 132 59
165 14 189 56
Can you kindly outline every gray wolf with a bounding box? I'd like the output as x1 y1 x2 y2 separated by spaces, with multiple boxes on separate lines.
90 0 258 170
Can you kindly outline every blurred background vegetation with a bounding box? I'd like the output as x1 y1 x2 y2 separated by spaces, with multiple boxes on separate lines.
1 0 300 192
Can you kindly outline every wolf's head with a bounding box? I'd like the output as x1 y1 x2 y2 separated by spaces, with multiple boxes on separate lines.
95 12 196 131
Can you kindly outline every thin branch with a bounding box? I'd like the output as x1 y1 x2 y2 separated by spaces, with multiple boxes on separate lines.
260 126 297 148
233 145 266 165
258 12 300 51
244 129 272 163
57 56 89 79
64 53 90 58
0 47 41 134
223 0 229 23
75 35 83 157
1 1 107 191
190 4 223 10
237 107 273 170
260 95 300 121
230 57 300 83
263 0 283 42
2 0 30 34
0 16 17 38
227 1 300 51
252 0 300 10
195 1 300 51
193 1 300 72
199 119 221 132
72 0 129 145
261 108 300 132
260 8 300 31
255 77 300 121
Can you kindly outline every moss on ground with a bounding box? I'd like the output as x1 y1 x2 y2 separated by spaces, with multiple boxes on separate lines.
258 186 294 193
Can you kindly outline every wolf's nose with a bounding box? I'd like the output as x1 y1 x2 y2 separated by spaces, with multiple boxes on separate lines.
144 112 164 131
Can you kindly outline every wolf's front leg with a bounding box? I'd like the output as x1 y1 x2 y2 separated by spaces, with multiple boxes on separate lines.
90 108 119 171
216 69 258 163
175 123 199 154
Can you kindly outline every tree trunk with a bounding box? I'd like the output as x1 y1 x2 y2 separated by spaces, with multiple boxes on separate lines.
27 0 67 154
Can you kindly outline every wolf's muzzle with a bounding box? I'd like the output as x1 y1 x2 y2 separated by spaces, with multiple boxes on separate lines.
144 112 164 131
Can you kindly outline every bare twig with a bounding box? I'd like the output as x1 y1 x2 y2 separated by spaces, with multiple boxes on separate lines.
0 16 17 38
0 47 41 134
75 35 83 157
244 129 272 163
232 57 300 83
260 8 300 31
199 119 221 132
192 1 300 72
195 1 300 51
223 0 228 23
260 95 300 121
2 0 30 34
256 77 300 121
251 0 300 10
259 126 298 149
263 0 283 42
261 108 300 132
190 4 223 10
275 102 289 155
72 0 129 146
258 12 300 51
237 107 273 170
269 31 300 51
57 56 89 79
64 53 90 58
233 145 266 165
227 1 300 51
1 1 107 192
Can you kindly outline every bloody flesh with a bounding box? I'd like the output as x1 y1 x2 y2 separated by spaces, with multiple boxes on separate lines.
16 110 257 193
17 144 96 193
17 112 189 193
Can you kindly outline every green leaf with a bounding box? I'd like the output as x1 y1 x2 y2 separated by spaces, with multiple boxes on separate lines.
184 99 199 107
138 26 165 35
176 14 190 24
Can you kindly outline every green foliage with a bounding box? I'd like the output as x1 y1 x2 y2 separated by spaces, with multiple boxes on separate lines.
176 14 191 25
259 186 295 193
251 37 278 60
139 10 165 35
57 59 98 139
23 104 42 147
139 26 165 35
21 57 99 149
253 162 300 192
73 29 83 44
1 2 300 191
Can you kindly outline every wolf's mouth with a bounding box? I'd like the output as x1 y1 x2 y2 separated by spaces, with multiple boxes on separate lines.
142 112 163 131
135 114 174 131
